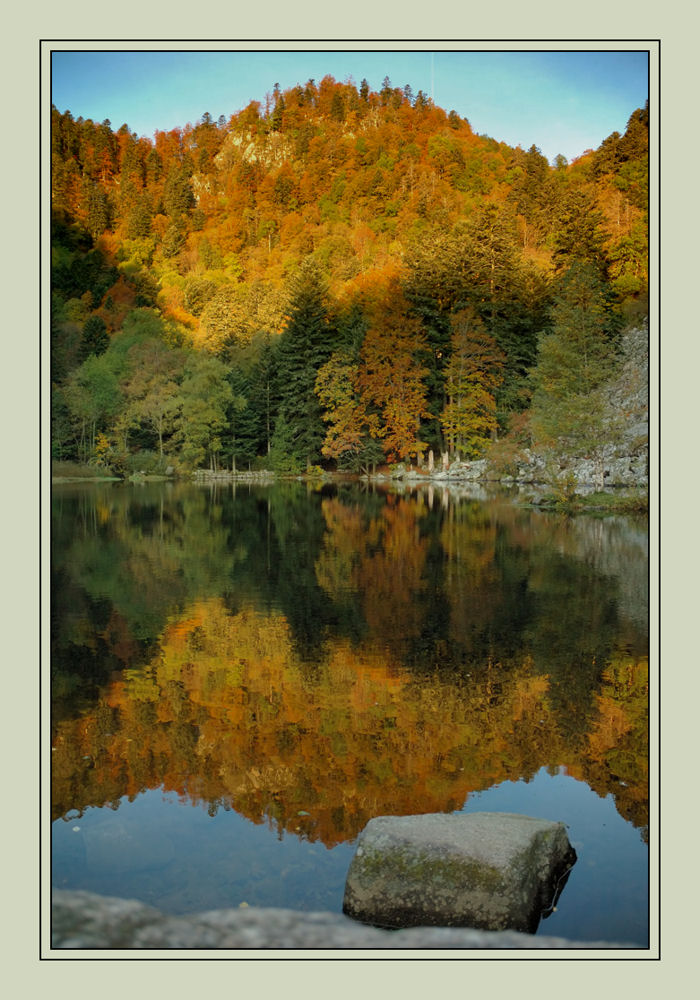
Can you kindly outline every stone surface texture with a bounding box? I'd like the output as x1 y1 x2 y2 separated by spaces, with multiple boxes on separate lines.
51 890 630 950
342 812 576 933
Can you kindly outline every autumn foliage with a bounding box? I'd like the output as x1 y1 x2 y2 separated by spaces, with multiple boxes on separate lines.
51 476 649 848
51 78 649 471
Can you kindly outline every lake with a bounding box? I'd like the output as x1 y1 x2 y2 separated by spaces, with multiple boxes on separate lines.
51 479 650 947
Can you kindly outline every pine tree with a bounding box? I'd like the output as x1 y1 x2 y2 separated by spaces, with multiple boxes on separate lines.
125 192 153 239
275 260 335 468
79 315 109 361
552 188 607 274
271 93 285 132
163 166 195 218
330 91 345 123
84 180 110 240
222 365 263 470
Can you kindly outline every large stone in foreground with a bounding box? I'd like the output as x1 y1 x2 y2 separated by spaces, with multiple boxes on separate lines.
51 890 630 949
343 812 576 933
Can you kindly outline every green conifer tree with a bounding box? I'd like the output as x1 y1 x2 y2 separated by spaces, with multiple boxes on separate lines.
274 260 335 468
531 263 621 487
79 315 109 361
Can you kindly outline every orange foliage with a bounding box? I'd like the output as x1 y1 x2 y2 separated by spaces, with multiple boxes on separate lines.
52 589 648 844
356 275 430 462
52 77 648 343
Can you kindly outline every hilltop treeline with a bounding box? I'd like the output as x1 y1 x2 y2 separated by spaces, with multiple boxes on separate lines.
51 75 648 474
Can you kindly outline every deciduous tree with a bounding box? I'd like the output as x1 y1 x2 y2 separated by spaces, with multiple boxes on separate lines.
357 279 430 463
120 339 184 456
65 352 124 462
174 354 235 470
440 307 505 458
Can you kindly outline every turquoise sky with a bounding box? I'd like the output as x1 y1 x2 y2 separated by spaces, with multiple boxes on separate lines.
51 48 649 164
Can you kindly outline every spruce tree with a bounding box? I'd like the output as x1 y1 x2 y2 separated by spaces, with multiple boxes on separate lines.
274 260 335 468
79 315 109 361
552 189 607 275
330 91 345 122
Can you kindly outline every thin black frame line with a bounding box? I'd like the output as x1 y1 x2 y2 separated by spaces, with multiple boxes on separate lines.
43 44 658 52
655 36 661 963
41 37 662 43
39 40 44 964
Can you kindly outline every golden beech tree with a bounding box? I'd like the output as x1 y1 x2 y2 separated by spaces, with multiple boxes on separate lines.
440 307 505 458
356 278 430 463
315 350 367 460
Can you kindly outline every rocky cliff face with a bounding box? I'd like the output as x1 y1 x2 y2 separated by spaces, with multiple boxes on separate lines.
501 324 649 491
601 324 649 481
215 128 296 171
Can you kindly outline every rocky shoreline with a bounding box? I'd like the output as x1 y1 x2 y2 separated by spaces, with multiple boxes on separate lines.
53 451 649 499
54 454 650 505
51 890 634 950
362 450 647 492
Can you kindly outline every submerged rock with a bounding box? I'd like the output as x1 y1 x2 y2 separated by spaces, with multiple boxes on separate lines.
343 812 576 933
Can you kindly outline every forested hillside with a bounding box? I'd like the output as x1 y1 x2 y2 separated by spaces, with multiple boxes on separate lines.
51 75 649 475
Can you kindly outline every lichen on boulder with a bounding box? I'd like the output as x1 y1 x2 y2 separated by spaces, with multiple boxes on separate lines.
342 812 577 933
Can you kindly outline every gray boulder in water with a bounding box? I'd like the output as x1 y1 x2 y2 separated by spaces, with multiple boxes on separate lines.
343 812 576 933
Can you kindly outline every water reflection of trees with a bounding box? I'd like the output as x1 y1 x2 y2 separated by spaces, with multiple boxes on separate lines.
51 616 648 843
51 483 648 842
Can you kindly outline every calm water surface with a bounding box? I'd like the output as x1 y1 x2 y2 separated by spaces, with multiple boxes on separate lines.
51 480 649 946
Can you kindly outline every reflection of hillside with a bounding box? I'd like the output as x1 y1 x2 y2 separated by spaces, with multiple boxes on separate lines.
439 500 504 651
52 598 648 844
52 485 250 639
316 495 428 646
52 484 647 680
571 654 649 840
52 484 648 842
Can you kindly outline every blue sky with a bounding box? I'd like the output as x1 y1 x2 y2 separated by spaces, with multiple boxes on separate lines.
51 48 649 164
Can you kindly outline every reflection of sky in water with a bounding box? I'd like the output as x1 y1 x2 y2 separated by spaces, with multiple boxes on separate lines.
53 788 357 916
53 767 648 946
